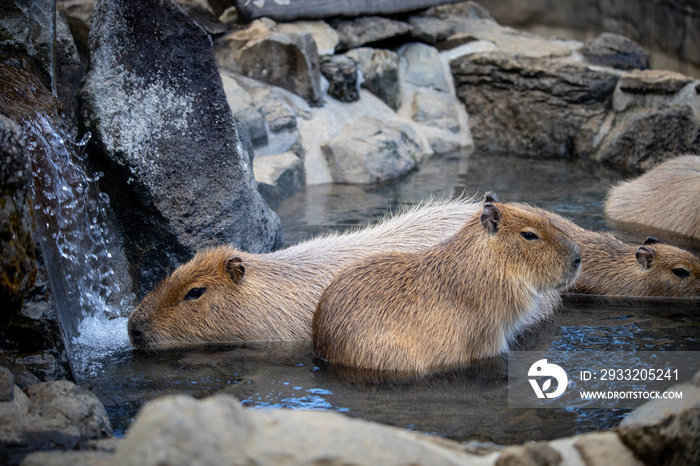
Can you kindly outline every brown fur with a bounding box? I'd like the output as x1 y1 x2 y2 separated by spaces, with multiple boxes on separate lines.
605 155 700 240
565 230 700 297
312 195 582 373
127 198 486 347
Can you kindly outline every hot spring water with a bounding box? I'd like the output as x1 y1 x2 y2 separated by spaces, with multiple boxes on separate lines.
4 54 698 442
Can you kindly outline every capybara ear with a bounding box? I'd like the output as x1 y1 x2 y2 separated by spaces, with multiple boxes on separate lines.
484 191 500 204
635 246 655 270
643 236 661 245
225 256 245 283
481 202 502 235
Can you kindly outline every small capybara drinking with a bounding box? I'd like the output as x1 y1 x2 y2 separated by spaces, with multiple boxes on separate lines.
312 193 582 373
128 198 483 347
605 155 700 240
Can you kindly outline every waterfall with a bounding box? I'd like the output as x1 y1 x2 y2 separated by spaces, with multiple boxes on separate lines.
1 56 134 379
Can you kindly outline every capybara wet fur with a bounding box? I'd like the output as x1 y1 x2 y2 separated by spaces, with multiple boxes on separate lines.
128 198 483 348
565 233 700 297
605 155 700 240
312 193 582 373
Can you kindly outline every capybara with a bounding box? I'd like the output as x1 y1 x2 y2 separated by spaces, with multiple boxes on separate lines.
565 232 700 297
605 155 700 240
128 198 484 347
312 193 582 373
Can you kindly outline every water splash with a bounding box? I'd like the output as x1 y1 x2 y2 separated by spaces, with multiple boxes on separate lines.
1 56 134 378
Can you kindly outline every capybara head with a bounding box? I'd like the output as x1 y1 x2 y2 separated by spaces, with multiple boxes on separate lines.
481 193 582 293
127 246 285 348
629 236 700 297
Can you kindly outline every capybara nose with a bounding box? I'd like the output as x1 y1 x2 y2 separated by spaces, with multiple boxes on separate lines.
128 319 145 346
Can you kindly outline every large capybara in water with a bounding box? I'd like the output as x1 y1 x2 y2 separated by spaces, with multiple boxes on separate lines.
128 198 483 348
605 155 700 240
312 193 582 373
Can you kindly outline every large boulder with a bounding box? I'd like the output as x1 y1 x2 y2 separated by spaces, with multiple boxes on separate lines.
80 0 282 296
451 53 619 157
595 70 700 170
579 33 650 71
215 18 324 107
107 394 477 465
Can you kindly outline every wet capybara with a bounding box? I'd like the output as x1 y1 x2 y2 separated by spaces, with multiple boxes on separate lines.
565 232 700 297
605 155 700 240
312 193 582 373
128 198 483 348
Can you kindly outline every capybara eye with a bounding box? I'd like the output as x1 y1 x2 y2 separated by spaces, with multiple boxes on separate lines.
672 268 690 279
185 287 206 300
520 231 539 241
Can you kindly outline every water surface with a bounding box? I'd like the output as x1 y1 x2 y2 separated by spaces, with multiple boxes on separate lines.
84 150 699 441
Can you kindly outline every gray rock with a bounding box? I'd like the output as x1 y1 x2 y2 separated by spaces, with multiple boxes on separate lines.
56 0 96 59
0 380 112 466
275 21 339 56
54 12 83 124
0 0 56 92
347 47 402 110
408 2 496 45
233 0 467 22
574 432 643 466
0 367 14 402
0 114 36 317
495 441 562 466
110 394 478 465
253 152 305 207
409 88 462 133
80 0 282 296
617 69 695 95
175 0 228 36
21 450 112 466
580 33 650 71
235 107 268 148
595 104 700 172
216 18 324 107
321 55 360 103
331 16 412 52
401 42 450 93
451 53 619 157
618 373 700 466
322 116 420 184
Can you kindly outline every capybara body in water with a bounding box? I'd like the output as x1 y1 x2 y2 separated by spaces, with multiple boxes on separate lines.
312 193 582 373
128 198 484 348
605 155 700 240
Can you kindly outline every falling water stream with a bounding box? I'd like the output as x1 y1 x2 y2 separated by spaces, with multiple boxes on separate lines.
3 54 698 445
0 56 134 378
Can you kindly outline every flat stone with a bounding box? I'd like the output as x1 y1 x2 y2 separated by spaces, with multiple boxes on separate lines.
331 16 412 52
618 69 695 95
574 432 643 466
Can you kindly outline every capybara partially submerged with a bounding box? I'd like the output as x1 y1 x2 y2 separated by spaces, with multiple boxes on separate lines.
312 193 582 373
128 198 483 348
565 232 700 297
605 155 700 240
